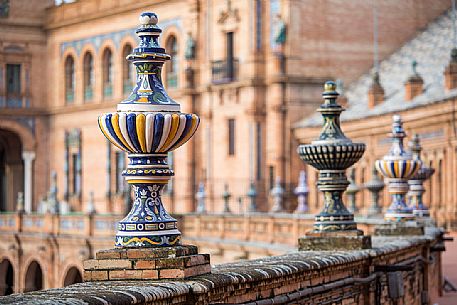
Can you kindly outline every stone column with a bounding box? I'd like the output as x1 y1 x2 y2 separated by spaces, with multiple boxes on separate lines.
22 151 35 213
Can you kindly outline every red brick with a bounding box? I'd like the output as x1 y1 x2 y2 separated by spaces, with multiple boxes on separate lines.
98 259 132 270
109 270 143 280
91 271 108 281
185 254 210 267
184 264 211 278
134 260 156 269
159 268 185 279
142 269 159 279
96 249 122 259
83 259 98 270
83 271 91 281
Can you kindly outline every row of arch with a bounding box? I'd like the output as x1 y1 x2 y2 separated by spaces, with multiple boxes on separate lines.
0 258 82 296
63 35 179 104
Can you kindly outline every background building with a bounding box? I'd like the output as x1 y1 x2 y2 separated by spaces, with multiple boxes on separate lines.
0 0 450 215
0 0 456 295
294 8 457 229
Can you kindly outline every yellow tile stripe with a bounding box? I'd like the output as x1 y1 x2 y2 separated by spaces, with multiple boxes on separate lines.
159 113 180 152
111 113 135 152
136 113 147 152
172 115 199 149
98 115 124 151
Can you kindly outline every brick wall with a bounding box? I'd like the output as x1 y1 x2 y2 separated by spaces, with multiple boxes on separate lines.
0 228 444 305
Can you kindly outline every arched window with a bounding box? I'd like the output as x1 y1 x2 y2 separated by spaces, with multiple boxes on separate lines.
102 48 113 99
83 52 94 102
0 259 14 296
165 36 178 88
122 44 134 95
24 261 43 292
64 56 75 103
63 266 82 287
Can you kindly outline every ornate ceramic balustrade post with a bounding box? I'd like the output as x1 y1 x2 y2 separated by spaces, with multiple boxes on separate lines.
375 115 421 222
247 182 257 212
270 176 285 213
297 81 371 250
195 182 207 213
365 165 384 217
84 13 210 281
346 168 360 213
408 134 434 219
222 184 232 213
294 170 309 213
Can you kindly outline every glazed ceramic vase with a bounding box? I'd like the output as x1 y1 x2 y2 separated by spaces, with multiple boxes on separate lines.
98 13 199 247
375 115 421 221
297 81 365 232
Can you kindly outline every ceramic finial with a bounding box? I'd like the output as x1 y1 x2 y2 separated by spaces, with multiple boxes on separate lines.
139 12 158 25
409 133 421 159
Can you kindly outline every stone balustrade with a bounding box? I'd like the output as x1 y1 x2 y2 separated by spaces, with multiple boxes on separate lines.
0 228 445 304
0 212 384 246
0 213 118 236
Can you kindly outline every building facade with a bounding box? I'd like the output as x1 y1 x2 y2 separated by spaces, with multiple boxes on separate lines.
0 0 455 295
0 0 451 215
294 8 457 229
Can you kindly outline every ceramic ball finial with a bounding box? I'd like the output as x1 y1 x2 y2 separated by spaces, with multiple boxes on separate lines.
139 12 158 25
324 81 337 92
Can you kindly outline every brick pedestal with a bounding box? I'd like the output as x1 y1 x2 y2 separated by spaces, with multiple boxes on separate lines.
298 230 372 251
374 222 424 236
83 245 211 281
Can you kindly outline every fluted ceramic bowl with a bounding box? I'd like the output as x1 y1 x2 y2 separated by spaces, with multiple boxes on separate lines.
98 112 200 154
297 143 365 170
375 159 421 180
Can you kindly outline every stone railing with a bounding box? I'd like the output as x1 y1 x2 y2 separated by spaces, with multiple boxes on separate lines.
0 213 118 236
0 212 383 243
0 229 445 305
181 213 384 247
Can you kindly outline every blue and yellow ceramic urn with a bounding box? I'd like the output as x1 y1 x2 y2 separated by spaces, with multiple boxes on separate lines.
375 115 421 222
99 13 200 247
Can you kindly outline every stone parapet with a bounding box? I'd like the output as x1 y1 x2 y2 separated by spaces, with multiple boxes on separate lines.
1 229 445 304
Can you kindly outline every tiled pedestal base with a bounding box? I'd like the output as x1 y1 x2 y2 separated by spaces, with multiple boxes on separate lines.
83 245 211 281
374 222 424 236
298 230 372 251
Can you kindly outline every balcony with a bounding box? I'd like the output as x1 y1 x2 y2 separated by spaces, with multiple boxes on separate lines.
211 59 239 84
84 86 93 101
65 90 74 103
103 83 113 98
0 94 30 108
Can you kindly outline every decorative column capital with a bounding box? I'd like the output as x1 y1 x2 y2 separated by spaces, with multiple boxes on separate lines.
22 151 36 161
